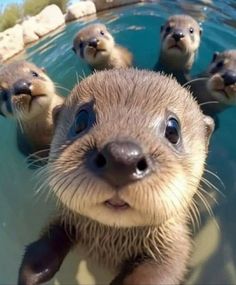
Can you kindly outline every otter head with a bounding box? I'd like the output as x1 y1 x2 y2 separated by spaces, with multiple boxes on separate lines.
0 61 55 120
160 15 202 71
72 23 115 68
206 50 236 105
48 69 214 228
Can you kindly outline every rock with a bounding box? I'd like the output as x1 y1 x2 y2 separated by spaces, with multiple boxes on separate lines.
65 1 96 22
0 24 24 63
34 4 65 37
90 0 141 11
21 5 65 45
22 17 39 45
22 4 65 45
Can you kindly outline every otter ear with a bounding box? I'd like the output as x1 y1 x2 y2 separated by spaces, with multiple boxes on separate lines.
72 47 76 54
203 115 215 147
41 67 46 73
212 51 219 62
160 25 164 33
52 104 64 127
199 27 203 36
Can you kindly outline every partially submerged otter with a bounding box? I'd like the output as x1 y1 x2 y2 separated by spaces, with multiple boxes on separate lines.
188 50 236 117
0 61 64 157
18 69 214 285
155 14 202 84
72 23 133 70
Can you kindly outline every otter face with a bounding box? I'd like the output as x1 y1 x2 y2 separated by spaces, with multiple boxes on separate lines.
206 50 236 105
160 15 201 68
72 24 115 67
0 61 55 120
48 69 213 228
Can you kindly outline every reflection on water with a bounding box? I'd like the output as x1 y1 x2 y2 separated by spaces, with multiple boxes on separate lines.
0 0 236 284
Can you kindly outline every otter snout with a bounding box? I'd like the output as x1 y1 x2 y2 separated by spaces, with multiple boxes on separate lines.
91 141 151 187
222 70 236 86
88 38 99 48
172 30 184 42
13 79 32 96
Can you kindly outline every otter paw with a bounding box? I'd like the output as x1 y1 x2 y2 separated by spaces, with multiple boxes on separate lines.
17 240 61 285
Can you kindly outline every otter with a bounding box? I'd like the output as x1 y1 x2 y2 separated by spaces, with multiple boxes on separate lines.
0 60 64 158
155 14 202 84
72 23 133 70
17 69 214 285
187 50 236 118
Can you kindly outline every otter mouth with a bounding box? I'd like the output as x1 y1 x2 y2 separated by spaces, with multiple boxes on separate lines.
168 44 183 51
12 93 47 113
212 88 231 100
104 197 130 210
93 48 107 58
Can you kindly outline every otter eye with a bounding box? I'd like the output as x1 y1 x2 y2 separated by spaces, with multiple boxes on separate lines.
189 27 194 34
31 71 39 77
73 110 89 135
100 31 105 36
166 26 171 33
216 60 224 69
79 42 83 49
165 117 180 145
211 51 219 62
68 104 95 138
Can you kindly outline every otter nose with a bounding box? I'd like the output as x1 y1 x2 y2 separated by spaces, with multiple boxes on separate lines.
92 141 151 187
13 80 31 96
222 71 236 86
88 38 98 48
172 31 184 42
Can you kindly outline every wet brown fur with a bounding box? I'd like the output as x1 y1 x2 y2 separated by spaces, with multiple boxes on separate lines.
18 69 214 284
188 50 236 115
0 60 64 156
157 15 201 84
73 23 133 70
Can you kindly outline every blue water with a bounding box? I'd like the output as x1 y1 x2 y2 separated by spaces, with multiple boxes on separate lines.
0 1 236 284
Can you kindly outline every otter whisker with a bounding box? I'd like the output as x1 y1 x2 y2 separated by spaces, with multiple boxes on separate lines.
54 82 71 93
201 176 224 198
195 190 214 217
204 168 225 190
199 101 219 107
78 70 87 82
24 151 50 168
182 77 208 88
14 106 24 134
198 186 218 204
189 198 201 231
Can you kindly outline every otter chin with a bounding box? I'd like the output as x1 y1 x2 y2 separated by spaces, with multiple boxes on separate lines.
72 23 133 70
155 14 202 84
0 60 64 157
18 69 214 285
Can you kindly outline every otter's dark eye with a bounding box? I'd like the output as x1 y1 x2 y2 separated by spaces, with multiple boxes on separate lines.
189 27 194 34
31 71 39 77
211 51 219 62
166 26 171 33
73 110 89 135
100 31 105 36
216 60 224 69
68 103 95 139
165 117 180 145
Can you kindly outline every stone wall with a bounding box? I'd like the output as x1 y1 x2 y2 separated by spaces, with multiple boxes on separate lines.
0 0 142 63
